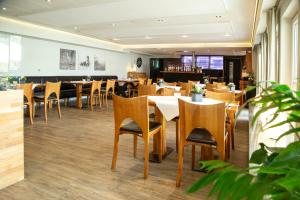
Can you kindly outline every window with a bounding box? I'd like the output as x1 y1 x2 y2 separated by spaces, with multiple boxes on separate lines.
181 56 192 67
292 15 298 88
210 56 224 70
196 56 209 69
0 33 22 73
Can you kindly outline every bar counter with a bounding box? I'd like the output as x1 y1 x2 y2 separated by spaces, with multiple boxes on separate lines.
160 71 204 82
0 90 24 189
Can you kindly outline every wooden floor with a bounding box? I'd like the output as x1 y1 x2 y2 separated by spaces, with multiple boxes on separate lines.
0 100 249 200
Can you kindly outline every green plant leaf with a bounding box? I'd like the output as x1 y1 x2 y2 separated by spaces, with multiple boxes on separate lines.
250 143 268 164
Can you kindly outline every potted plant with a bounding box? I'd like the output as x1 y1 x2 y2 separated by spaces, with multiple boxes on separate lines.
204 78 209 84
191 85 204 102
187 82 300 200
158 79 164 87
228 82 235 91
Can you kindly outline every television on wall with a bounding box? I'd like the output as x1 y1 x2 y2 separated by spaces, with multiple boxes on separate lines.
210 56 224 70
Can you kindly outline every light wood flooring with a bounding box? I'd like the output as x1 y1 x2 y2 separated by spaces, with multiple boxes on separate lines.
0 100 249 200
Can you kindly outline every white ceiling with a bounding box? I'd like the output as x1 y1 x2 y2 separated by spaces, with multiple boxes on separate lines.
0 0 257 54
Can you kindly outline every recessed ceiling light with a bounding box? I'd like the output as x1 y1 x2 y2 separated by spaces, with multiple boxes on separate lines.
181 35 189 38
2 7 6 10
45 0 52 3
112 38 120 41
74 26 78 30
224 33 232 37
145 36 152 39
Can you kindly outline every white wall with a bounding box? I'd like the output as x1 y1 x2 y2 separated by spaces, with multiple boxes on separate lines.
0 16 150 78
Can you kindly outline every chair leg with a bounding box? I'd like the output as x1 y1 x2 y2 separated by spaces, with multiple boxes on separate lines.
57 99 61 118
176 119 179 153
105 93 108 108
111 132 120 170
176 140 185 187
133 135 138 158
98 94 102 108
64 98 68 107
28 103 33 125
32 101 36 118
143 137 149 179
192 145 195 170
90 95 94 111
44 100 48 122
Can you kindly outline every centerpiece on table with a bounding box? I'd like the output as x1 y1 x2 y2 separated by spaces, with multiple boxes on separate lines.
228 82 235 91
191 85 204 102
158 79 164 87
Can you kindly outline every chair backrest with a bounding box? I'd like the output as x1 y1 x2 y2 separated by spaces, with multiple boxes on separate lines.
205 90 235 103
138 78 146 85
205 83 216 91
45 82 61 99
146 79 152 85
178 82 191 96
213 86 229 93
138 85 157 96
19 83 33 102
213 82 226 88
159 88 174 96
91 80 102 95
164 82 177 86
106 80 115 93
178 98 225 154
113 95 149 136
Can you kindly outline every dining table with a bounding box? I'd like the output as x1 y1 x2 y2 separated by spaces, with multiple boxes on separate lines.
64 81 94 108
147 95 239 162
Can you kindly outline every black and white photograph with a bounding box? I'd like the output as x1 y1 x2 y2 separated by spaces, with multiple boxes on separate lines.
59 49 76 70
94 55 105 71
78 53 92 70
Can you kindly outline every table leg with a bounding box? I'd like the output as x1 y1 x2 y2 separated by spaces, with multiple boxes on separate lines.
76 84 83 109
150 106 173 163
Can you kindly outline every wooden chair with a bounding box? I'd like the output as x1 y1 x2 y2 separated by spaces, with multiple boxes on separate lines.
101 80 115 107
19 83 34 124
82 80 102 111
33 82 61 122
213 82 226 88
137 85 157 96
111 95 162 179
164 82 177 86
159 88 174 96
205 83 215 91
205 90 238 150
178 82 191 96
176 99 228 187
146 79 152 85
129 78 145 97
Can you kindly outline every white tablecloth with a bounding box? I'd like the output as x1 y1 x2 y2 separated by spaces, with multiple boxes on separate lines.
148 96 223 121
155 85 181 92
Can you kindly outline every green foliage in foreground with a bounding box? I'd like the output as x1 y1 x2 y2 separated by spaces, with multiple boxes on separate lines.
187 83 300 200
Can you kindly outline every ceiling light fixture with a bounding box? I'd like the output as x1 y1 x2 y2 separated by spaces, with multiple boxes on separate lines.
224 33 232 37
2 7 6 10
181 35 189 38
74 26 78 30
45 0 52 3
112 38 120 41
145 36 152 39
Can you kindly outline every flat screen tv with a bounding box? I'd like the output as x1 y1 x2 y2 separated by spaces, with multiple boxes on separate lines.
210 56 223 70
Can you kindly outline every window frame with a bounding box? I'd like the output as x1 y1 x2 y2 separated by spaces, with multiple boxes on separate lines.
291 14 298 88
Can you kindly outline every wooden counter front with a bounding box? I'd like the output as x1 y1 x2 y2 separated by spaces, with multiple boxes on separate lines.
0 90 24 190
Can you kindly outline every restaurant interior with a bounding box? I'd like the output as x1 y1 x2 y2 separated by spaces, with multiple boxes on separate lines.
0 0 299 199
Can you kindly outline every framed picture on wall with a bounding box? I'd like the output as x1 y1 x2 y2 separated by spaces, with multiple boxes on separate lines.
94 55 105 71
59 49 76 70
78 52 92 70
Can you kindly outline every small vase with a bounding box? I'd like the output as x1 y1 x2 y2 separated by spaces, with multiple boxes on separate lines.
230 86 235 91
192 93 203 102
